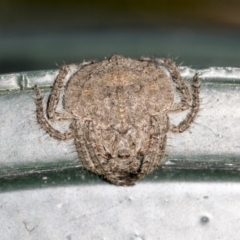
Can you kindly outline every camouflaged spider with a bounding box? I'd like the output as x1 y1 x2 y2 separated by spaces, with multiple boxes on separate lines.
34 55 200 186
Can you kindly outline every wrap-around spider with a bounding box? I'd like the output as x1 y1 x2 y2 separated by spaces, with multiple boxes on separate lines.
34 55 200 186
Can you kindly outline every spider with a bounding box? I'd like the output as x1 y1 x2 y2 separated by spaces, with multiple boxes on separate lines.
34 54 200 186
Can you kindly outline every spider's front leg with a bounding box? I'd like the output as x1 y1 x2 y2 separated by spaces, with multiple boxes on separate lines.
162 58 193 112
34 86 74 140
47 65 70 121
47 64 84 121
157 58 200 133
140 57 192 112
169 74 200 133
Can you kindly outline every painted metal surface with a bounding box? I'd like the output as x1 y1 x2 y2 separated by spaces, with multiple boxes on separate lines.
1 66 240 239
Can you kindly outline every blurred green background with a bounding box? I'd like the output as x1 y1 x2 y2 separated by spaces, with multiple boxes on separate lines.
1 0 240 74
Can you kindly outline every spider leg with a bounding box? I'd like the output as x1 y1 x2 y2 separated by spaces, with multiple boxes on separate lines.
139 57 194 112
72 120 101 174
137 115 168 179
85 123 128 185
73 120 116 180
82 120 109 176
152 58 200 133
169 74 200 133
34 86 73 140
161 58 193 112
139 135 167 179
47 65 71 120
47 62 93 121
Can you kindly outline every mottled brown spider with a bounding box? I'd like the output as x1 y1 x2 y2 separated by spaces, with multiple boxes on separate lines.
34 55 200 186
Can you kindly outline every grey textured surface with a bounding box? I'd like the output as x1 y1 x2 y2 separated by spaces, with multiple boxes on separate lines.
1 65 240 239
1 182 240 240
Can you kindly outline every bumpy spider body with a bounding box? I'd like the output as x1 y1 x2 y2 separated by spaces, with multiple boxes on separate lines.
34 55 200 186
